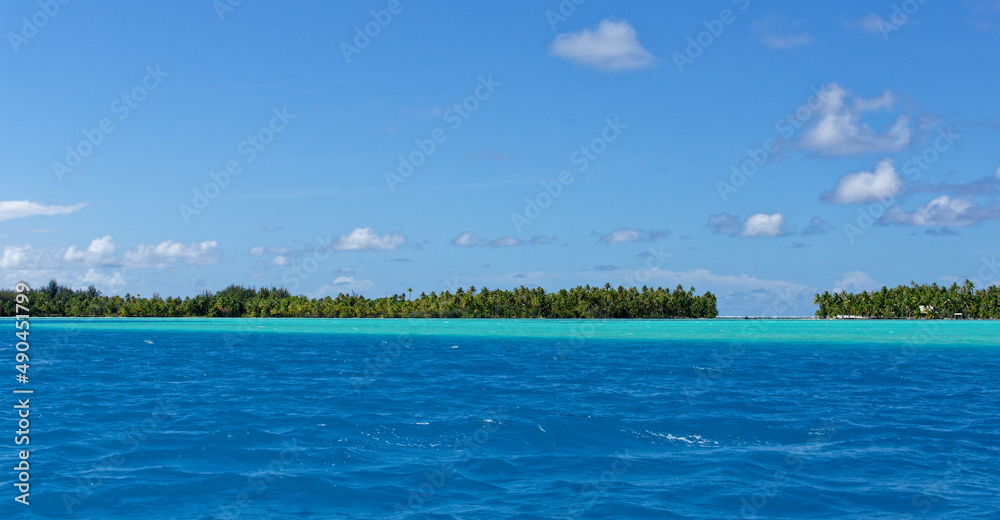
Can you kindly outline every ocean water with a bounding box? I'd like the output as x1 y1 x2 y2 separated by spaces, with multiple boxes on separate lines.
2 318 999 519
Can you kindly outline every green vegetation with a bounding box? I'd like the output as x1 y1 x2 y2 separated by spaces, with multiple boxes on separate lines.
0 280 718 319
814 280 1000 319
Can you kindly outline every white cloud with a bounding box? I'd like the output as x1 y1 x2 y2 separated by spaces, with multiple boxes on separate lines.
64 236 117 266
834 271 879 293
824 159 904 204
0 245 34 269
451 232 485 247
742 213 787 237
489 236 523 247
311 276 375 297
798 83 914 156
753 17 814 49
548 19 654 71
598 228 668 243
882 196 1000 227
849 14 889 35
0 201 87 222
270 255 292 266
622 267 813 316
249 245 290 256
529 235 556 245
75 269 126 291
332 228 405 251
124 240 223 268
651 267 808 293
708 213 788 237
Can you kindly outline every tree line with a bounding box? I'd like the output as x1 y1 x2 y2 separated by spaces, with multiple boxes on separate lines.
0 280 718 319
814 280 1000 319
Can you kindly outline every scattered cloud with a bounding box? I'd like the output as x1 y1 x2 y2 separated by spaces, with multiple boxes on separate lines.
913 172 999 197
64 236 118 267
249 245 291 256
453 232 554 247
753 16 815 49
269 255 293 266
75 269 126 291
635 246 672 262
707 212 787 237
529 235 557 245
823 159 903 204
925 227 960 236
882 196 1000 227
802 217 832 236
849 13 888 35
311 276 375 297
706 213 743 237
0 201 87 222
332 228 405 251
598 228 668 243
592 265 619 271
451 231 486 247
2 236 226 294
124 240 223 268
743 213 787 237
0 245 35 269
650 268 813 316
834 271 879 293
965 0 1000 29
489 236 523 247
798 83 914 156
548 19 654 71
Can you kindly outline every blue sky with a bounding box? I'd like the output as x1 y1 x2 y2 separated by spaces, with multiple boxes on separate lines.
3 0 1000 315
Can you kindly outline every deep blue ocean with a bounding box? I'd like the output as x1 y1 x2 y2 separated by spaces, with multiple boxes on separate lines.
2 319 999 519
